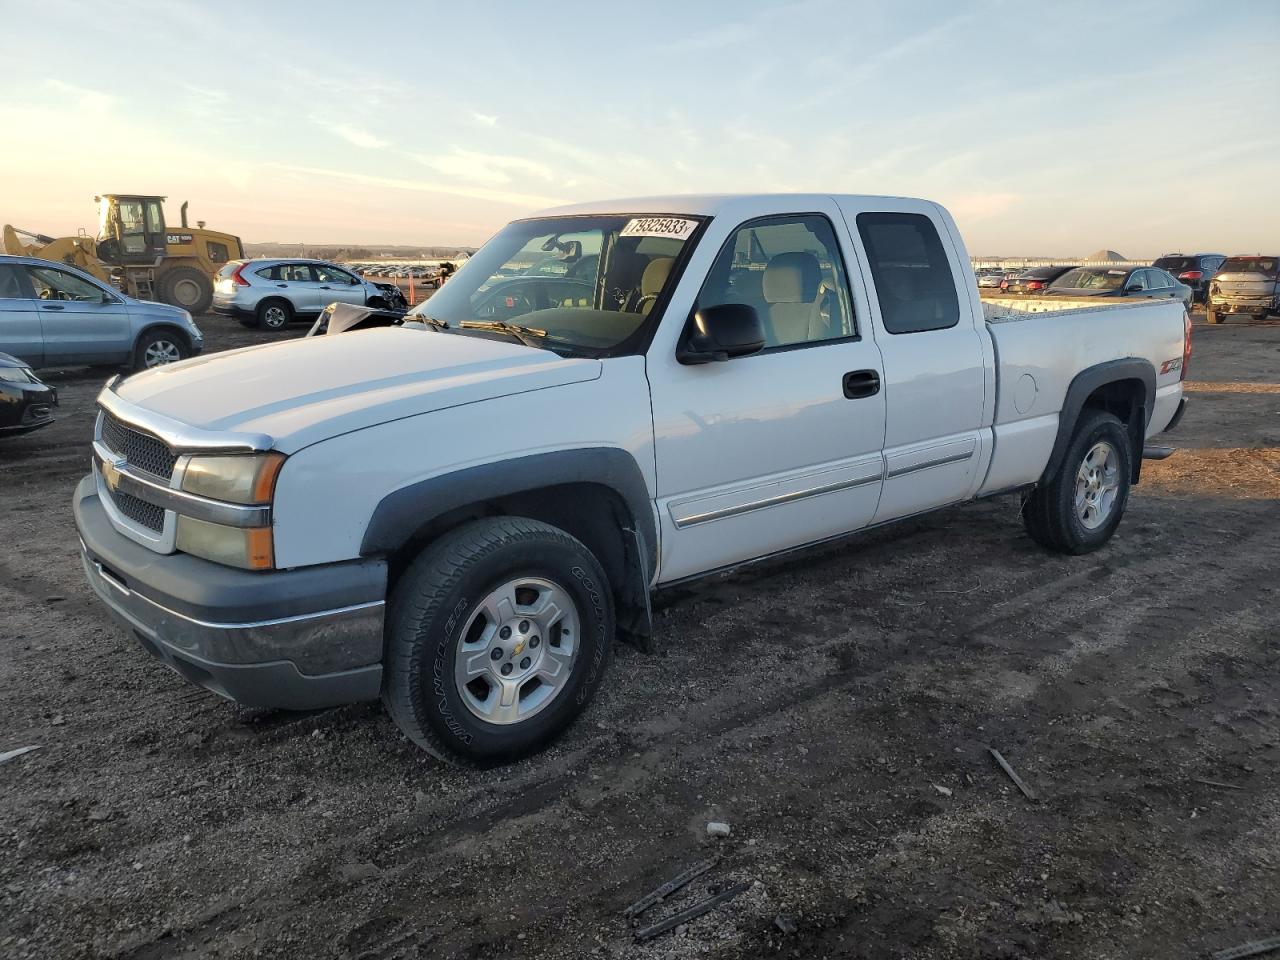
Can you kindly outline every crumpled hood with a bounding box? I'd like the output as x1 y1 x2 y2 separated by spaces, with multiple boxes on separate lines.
112 328 600 452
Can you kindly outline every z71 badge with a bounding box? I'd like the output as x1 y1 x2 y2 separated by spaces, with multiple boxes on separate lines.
1160 357 1183 375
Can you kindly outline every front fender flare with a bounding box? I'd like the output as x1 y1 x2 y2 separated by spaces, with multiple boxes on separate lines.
359 447 657 580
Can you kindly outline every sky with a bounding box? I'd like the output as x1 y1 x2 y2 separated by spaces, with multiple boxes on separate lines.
1 0 1277 257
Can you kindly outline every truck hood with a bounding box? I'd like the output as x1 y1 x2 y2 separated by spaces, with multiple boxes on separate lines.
112 328 601 452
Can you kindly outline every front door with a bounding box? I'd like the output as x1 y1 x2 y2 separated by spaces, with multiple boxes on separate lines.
313 264 366 307
0 264 43 365
648 208 887 583
24 264 132 365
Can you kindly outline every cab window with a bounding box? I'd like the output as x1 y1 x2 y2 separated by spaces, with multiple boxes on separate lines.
26 266 109 302
696 214 856 349
856 212 959 334
0 264 29 299
314 264 355 284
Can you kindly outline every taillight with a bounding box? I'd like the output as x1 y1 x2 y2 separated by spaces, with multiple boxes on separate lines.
1178 270 1202 281
1027 281 1043 290
1182 310 1192 381
231 263 250 287
999 279 1008 290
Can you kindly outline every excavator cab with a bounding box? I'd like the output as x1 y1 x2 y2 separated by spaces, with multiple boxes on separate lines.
95 194 167 266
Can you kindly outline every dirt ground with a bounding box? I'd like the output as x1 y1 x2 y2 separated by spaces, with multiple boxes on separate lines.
2 309 1278 960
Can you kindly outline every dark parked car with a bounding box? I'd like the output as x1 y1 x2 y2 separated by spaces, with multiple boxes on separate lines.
0 351 57 437
1046 266 1193 308
1152 253 1225 303
1206 256 1280 324
999 265 1077 295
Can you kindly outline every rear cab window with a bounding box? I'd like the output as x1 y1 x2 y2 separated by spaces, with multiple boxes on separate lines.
855 212 959 334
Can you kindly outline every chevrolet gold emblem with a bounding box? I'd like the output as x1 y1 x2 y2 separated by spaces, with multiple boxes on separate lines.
101 458 125 492
512 638 526 657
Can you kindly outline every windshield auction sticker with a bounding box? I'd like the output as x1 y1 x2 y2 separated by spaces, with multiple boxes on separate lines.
620 217 699 240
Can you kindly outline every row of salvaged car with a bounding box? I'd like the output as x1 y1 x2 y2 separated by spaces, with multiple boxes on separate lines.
976 253 1280 321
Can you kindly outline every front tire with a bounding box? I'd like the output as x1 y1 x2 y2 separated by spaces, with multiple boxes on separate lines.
1022 410 1132 555
132 328 190 371
383 517 614 763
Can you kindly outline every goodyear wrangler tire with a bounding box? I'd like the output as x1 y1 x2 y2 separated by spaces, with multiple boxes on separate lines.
383 517 614 763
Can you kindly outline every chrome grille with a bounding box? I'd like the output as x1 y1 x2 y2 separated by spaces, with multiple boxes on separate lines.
101 413 177 481
109 489 165 533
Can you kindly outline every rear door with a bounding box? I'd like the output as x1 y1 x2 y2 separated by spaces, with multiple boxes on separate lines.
0 263 43 365
1146 269 1181 300
837 200 990 523
24 264 132 364
257 262 322 315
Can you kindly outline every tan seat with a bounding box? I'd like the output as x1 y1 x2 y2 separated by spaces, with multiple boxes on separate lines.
638 257 674 315
762 251 826 346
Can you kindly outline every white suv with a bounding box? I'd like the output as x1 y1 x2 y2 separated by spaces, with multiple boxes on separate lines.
212 258 404 330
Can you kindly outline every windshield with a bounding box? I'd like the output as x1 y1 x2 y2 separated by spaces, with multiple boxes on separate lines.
1219 257 1278 278
405 214 703 355
1052 267 1127 291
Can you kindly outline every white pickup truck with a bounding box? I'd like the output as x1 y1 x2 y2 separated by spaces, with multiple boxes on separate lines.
75 194 1190 762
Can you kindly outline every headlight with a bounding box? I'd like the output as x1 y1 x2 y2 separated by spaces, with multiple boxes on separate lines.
176 517 275 570
176 452 284 570
181 452 284 504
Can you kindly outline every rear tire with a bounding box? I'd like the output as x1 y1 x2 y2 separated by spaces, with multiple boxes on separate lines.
1205 306 1222 324
383 517 614 764
158 266 213 315
256 298 293 331
1022 410 1132 555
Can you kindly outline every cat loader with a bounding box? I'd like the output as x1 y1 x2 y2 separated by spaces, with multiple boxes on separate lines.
3 195 244 314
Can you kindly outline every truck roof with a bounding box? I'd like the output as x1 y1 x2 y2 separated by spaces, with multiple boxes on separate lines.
530 193 939 219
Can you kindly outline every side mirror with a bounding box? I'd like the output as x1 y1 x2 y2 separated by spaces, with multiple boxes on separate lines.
677 303 765 365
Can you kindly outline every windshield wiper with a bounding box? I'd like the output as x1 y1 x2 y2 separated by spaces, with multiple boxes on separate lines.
459 319 553 348
406 315 449 330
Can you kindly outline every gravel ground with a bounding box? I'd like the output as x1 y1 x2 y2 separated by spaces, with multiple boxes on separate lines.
1 309 1278 959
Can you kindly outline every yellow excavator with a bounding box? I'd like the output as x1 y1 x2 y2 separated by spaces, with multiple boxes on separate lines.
3 195 244 314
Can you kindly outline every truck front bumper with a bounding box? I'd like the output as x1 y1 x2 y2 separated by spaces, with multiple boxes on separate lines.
74 476 385 710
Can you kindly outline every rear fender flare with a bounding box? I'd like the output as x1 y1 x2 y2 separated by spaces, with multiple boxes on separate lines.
1041 358 1155 485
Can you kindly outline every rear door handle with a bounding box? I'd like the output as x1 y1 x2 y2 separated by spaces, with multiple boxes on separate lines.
843 369 880 399
40 304 65 311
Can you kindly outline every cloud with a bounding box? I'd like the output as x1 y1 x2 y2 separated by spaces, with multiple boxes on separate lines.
310 117 389 149
270 163 567 210
45 78 114 114
413 149 555 185
470 112 498 128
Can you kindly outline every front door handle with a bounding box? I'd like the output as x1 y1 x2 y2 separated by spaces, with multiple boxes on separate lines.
40 304 65 311
277 283 288 288
843 369 880 399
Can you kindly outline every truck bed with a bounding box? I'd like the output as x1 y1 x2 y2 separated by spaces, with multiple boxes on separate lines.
976 296 1187 496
